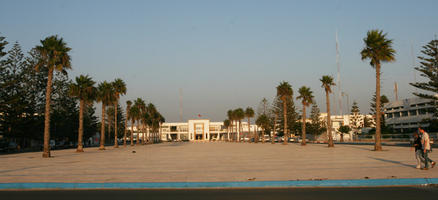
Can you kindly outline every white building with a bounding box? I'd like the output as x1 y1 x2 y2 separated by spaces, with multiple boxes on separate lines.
319 113 374 141
384 97 436 133
160 119 260 142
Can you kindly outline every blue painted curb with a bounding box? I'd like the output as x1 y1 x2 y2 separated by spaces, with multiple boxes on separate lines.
1 178 438 190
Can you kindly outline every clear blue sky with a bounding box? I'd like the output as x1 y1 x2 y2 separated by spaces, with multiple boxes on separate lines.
1 0 438 122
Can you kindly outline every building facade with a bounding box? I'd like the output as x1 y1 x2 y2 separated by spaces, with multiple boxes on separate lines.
384 97 435 133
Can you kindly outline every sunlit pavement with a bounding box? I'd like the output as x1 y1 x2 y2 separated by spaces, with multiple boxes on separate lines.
0 142 437 183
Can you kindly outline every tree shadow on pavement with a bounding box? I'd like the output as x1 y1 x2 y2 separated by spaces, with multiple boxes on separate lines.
368 157 416 168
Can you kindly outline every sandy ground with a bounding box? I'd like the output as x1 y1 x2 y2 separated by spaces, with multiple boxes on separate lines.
0 142 437 183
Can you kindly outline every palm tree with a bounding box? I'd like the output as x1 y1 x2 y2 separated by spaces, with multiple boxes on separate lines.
35 35 71 158
360 29 395 151
234 108 245 142
106 106 115 144
112 78 127 148
297 86 314 146
223 119 231 141
227 110 234 141
157 113 165 143
133 98 145 145
276 81 293 145
129 105 139 146
97 81 115 150
320 75 336 147
245 107 255 143
256 114 270 144
69 75 96 152
124 100 132 147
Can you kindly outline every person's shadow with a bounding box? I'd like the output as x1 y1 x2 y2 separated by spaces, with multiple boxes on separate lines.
368 157 417 168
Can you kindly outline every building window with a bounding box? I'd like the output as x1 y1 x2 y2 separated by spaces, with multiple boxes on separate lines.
170 126 177 132
410 104 416 107
419 109 427 115
394 112 400 118
402 123 409 126
387 113 393 118
409 110 417 116
401 111 408 117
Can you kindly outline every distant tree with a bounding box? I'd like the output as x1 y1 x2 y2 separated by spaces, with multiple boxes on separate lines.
69 75 96 152
360 29 396 151
320 75 336 147
97 81 115 150
245 107 255 143
297 86 314 145
338 125 351 142
111 78 126 148
256 114 270 143
223 119 231 141
227 110 235 141
35 35 72 157
129 104 139 146
234 108 245 142
410 39 438 111
0 34 7 58
308 103 326 140
124 100 132 146
350 101 361 136
276 81 293 145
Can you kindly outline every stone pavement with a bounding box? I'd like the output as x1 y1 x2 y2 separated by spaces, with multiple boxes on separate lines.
0 142 437 183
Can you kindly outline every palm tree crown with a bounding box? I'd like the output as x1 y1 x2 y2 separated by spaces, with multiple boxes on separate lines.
35 35 71 72
69 75 96 103
320 75 335 93
297 86 314 106
276 81 293 100
360 30 395 66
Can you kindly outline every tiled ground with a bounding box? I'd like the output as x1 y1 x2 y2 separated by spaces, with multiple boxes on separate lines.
0 142 437 183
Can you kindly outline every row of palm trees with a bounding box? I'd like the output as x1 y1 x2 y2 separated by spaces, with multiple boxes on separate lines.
224 107 255 142
125 98 165 147
222 29 394 151
69 76 127 152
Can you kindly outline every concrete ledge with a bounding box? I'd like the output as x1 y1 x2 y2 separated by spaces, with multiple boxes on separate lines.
1 178 438 190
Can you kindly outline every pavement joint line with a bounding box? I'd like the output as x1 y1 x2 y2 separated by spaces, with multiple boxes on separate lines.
1 178 438 190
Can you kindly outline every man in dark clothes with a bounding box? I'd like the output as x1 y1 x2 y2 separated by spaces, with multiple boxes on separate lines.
413 132 424 169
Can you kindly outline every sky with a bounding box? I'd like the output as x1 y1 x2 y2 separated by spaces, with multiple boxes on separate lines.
1 0 438 122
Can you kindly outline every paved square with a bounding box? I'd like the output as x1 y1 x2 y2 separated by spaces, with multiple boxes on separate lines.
0 142 437 183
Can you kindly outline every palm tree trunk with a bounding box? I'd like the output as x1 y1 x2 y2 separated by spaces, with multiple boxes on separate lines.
130 120 134 146
114 102 118 148
42 68 54 158
136 120 140 145
76 99 84 152
327 90 334 147
283 100 288 145
142 124 146 145
239 120 242 142
375 63 382 151
107 116 111 145
99 103 106 150
124 108 129 147
301 105 307 146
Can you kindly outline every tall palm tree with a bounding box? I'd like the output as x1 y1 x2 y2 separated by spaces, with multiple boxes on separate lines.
35 35 71 158
223 119 231 141
69 75 96 152
97 81 115 150
112 78 127 148
360 29 395 151
157 113 165 143
297 86 314 146
234 108 245 142
129 105 139 146
245 107 255 143
133 98 145 145
227 110 234 141
320 75 336 147
276 81 293 145
124 100 132 147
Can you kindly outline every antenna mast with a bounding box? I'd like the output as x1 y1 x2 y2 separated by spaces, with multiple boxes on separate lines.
336 30 342 116
179 88 183 122
394 82 398 101
411 43 417 93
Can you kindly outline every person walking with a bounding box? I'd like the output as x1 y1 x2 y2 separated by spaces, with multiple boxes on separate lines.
412 132 424 169
419 128 436 170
